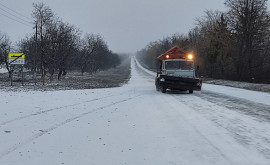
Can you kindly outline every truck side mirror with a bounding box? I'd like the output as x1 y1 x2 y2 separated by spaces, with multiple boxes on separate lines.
157 71 161 76
196 65 200 71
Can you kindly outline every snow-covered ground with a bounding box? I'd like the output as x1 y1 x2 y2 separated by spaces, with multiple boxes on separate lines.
204 79 270 93
0 66 7 73
1 57 270 165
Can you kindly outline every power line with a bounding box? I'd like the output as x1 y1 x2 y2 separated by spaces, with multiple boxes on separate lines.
0 1 33 27
0 12 32 27
0 6 32 24
0 1 32 21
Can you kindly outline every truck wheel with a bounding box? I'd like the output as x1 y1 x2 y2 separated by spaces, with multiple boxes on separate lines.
189 90 193 94
156 85 160 91
155 78 160 91
161 87 166 93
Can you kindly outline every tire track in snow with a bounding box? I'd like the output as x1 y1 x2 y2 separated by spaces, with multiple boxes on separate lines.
171 93 270 161
194 91 270 160
165 95 234 165
197 90 270 122
0 94 141 159
168 94 265 165
0 90 134 127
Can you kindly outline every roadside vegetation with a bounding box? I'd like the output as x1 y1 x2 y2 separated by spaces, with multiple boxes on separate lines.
137 0 270 83
0 3 122 87
0 55 130 91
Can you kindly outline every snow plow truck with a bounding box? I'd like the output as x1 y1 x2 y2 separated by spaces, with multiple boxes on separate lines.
155 46 202 93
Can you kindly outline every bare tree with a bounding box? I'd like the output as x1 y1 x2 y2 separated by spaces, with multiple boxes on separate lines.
17 3 121 85
80 34 101 75
193 10 235 78
225 0 270 81
45 19 80 80
0 32 11 77
32 2 54 85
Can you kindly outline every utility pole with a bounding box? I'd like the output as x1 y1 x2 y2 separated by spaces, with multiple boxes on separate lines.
40 21 45 86
34 22 38 85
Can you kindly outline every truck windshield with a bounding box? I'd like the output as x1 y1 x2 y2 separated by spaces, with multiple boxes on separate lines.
165 61 193 70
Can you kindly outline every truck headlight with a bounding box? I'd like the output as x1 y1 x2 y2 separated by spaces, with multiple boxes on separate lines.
187 54 193 60
160 78 165 82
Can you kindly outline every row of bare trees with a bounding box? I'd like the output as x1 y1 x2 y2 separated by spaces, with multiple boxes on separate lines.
0 32 11 74
137 0 270 83
1 3 120 84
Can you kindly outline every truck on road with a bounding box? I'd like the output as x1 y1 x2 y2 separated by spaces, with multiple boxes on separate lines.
155 46 202 93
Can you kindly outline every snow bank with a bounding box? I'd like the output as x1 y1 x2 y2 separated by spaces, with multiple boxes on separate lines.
134 56 156 76
203 83 270 106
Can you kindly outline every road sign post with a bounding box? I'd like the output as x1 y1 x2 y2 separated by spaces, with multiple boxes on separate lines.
8 53 26 86
10 68 13 86
21 66 24 86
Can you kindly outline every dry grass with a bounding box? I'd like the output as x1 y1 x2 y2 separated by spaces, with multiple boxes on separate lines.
0 57 131 92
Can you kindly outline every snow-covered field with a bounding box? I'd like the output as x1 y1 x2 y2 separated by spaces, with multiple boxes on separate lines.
1 57 270 165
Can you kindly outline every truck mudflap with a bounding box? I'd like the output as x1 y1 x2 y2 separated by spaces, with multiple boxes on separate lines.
156 75 202 91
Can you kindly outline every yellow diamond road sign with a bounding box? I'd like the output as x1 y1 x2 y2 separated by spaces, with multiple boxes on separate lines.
8 53 25 65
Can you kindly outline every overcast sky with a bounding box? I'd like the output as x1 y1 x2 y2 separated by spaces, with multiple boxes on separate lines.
0 0 261 53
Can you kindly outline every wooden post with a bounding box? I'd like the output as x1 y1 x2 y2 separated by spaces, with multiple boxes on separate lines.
21 65 24 86
10 66 13 86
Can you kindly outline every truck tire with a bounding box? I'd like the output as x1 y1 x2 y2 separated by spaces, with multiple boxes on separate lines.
156 84 160 91
161 87 166 93
189 90 193 94
155 79 160 91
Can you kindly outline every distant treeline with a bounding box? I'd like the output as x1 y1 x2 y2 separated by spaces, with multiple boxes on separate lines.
137 0 270 83
0 3 120 83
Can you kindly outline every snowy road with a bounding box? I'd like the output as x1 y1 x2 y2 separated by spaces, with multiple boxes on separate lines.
1 57 270 165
